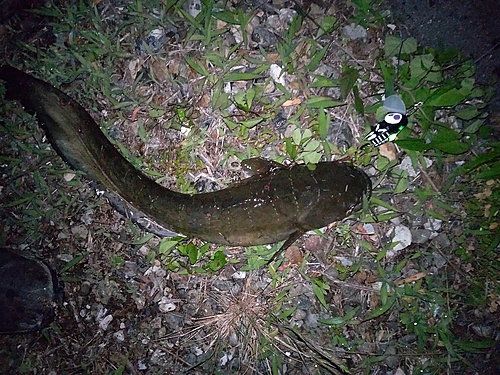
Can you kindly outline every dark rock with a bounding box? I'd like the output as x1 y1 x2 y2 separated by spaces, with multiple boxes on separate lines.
0 248 60 333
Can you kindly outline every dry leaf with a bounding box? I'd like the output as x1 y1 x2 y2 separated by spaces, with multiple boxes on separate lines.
284 245 303 265
282 98 302 107
395 272 427 285
378 142 397 160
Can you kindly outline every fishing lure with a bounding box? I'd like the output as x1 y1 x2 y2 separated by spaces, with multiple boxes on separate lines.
364 95 408 147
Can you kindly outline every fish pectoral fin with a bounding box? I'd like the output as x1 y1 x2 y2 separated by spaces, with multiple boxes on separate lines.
267 230 303 264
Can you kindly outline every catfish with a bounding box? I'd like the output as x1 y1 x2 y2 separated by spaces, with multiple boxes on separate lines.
0 65 371 253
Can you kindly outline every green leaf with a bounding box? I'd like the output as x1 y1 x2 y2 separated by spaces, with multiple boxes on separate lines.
306 43 329 72
302 151 322 164
427 88 465 107
212 10 239 24
130 233 154 245
148 109 166 118
278 306 297 319
340 66 359 99
460 148 500 173
431 140 469 154
432 127 461 142
159 238 182 255
476 161 500 179
310 75 339 88
286 14 303 43
401 37 417 54
304 139 320 151
184 54 208 76
379 61 394 96
319 307 359 326
353 85 364 115
306 96 343 108
292 128 302 145
60 252 89 274
188 244 199 264
317 16 337 37
395 139 429 151
318 109 330 140
208 249 227 271
460 77 475 96
223 118 239 130
455 107 481 120
366 289 397 319
285 137 297 159
393 169 409 194
240 117 264 128
384 34 402 57
312 283 328 309
409 54 435 87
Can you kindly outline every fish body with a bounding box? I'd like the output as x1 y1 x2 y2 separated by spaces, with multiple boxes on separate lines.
0 65 371 247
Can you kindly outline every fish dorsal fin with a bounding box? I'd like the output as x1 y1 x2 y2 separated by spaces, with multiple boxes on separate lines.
240 157 285 179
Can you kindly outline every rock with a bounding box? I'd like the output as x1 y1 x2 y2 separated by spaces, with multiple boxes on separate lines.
0 248 59 333
295 294 312 310
410 229 432 244
304 312 318 328
399 155 433 177
387 225 412 256
113 330 125 342
363 223 375 235
343 23 367 40
293 309 307 321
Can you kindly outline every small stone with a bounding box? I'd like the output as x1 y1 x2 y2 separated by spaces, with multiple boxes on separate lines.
279 8 297 24
98 314 113 331
113 330 125 342
269 64 286 86
71 224 88 239
343 23 367 40
304 312 318 328
150 316 162 329
158 298 176 313
424 217 442 232
410 229 432 244
137 359 147 371
363 223 375 235
388 225 412 256
63 172 76 181
399 155 433 178
57 253 73 262
231 271 246 279
383 345 399 368
295 294 312 310
432 251 447 268
293 309 307 320
432 232 451 249
187 0 202 18
335 256 353 267
193 347 204 356
149 349 168 366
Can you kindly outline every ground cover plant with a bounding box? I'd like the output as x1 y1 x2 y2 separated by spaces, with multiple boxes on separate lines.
0 0 499 374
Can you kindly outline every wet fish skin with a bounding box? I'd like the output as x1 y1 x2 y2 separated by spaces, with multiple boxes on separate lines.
0 65 371 247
